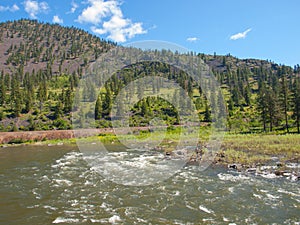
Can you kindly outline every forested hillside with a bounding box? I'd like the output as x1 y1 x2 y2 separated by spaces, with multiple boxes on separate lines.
0 19 299 133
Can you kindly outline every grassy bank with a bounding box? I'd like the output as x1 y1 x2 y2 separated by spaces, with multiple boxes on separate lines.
219 133 300 166
1 128 300 171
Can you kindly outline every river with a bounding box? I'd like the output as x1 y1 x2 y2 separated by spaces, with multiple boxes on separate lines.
0 145 299 224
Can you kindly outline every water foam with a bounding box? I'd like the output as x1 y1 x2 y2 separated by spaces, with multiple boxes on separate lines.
199 205 214 214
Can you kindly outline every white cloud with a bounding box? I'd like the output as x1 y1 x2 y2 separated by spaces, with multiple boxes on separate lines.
52 15 63 24
187 37 199 42
0 4 20 12
11 4 20 12
77 0 117 24
69 1 78 13
77 0 146 43
23 0 49 19
230 28 252 40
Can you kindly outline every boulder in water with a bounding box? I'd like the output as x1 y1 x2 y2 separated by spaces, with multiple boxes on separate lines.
228 164 242 171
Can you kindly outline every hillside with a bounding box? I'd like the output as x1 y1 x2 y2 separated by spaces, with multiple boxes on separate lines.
0 19 300 133
0 19 113 75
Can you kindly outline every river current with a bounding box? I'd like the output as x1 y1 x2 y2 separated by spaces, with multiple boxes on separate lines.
0 145 299 224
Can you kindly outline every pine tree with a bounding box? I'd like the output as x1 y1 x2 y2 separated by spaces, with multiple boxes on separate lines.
116 96 125 118
293 78 300 133
244 85 251 106
204 99 211 122
280 74 290 132
54 101 63 119
0 72 6 106
37 81 47 111
102 87 112 117
227 98 234 117
25 93 33 113
266 88 278 131
63 88 73 113
137 80 144 100
10 76 22 117
257 82 268 131
95 96 102 120
141 99 149 117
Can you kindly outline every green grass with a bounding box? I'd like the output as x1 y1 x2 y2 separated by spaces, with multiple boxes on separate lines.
2 127 299 169
220 133 300 165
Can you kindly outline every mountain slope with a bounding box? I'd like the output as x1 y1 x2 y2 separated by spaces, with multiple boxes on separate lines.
0 19 113 76
0 19 299 133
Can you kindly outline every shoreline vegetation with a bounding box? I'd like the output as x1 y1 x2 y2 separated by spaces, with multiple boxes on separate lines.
1 127 299 180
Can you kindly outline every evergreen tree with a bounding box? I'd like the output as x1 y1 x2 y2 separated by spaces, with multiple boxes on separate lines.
137 81 144 100
102 87 112 117
244 85 251 106
266 88 279 131
10 76 22 117
24 92 33 113
116 96 125 118
257 82 268 131
227 98 234 117
37 81 47 111
54 101 63 119
0 73 6 106
95 96 102 120
63 88 73 113
280 74 290 132
293 78 300 133
204 99 211 122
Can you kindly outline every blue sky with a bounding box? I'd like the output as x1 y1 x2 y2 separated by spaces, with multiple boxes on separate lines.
0 0 299 66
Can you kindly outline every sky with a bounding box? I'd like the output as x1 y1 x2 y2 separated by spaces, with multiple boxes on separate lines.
0 0 299 66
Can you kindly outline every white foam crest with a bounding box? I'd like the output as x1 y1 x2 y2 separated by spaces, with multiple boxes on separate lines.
259 173 278 179
253 193 263 199
136 218 148 223
228 187 235 193
52 152 83 169
53 179 73 187
266 193 280 199
100 202 113 213
286 163 300 169
87 150 182 185
223 217 230 222
32 188 42 199
277 188 300 197
217 173 249 182
90 218 107 223
43 205 57 211
52 217 80 223
185 204 197 211
199 205 214 214
108 215 121 224
173 190 180 196
64 152 83 160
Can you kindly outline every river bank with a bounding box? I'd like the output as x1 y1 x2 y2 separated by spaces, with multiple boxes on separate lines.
1 129 299 180
0 127 153 145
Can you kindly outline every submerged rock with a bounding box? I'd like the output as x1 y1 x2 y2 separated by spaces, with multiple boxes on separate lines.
228 164 242 171
246 168 257 173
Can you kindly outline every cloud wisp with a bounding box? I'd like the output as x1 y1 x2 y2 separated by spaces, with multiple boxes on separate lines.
68 1 78 14
23 0 49 19
187 37 199 42
230 28 252 40
0 4 20 12
77 0 146 43
52 15 63 24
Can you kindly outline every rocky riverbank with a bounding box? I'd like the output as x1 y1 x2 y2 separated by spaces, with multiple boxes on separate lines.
164 147 300 181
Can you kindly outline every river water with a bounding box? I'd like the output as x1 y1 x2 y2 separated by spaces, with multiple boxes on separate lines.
0 145 299 224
